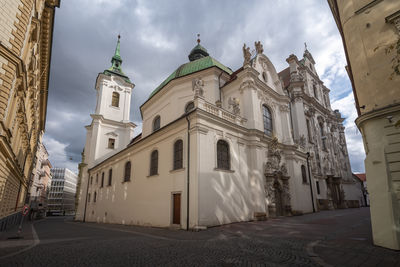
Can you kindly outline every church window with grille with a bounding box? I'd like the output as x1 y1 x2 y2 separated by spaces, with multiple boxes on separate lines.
112 92 119 107
217 140 230 170
108 169 112 186
263 105 273 136
150 150 158 176
301 165 307 183
173 140 183 170
124 161 131 182
108 138 115 149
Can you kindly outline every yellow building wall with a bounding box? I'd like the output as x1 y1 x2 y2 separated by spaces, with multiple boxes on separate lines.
0 0 59 219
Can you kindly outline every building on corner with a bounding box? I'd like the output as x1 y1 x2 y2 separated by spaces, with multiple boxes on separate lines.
327 0 400 250
75 36 363 229
48 168 77 215
0 0 60 224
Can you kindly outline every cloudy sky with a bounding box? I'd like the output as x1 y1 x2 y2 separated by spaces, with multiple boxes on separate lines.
43 0 365 174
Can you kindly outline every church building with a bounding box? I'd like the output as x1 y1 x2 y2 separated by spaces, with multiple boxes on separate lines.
75 36 363 229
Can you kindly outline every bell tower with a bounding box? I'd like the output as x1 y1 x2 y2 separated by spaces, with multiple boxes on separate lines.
84 35 136 168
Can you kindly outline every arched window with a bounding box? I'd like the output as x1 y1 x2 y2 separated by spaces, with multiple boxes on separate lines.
108 169 112 186
263 105 273 136
101 172 104 187
306 119 312 143
217 140 230 170
112 92 119 107
96 173 98 184
185 101 194 113
320 123 327 150
313 85 318 99
153 116 160 132
301 165 307 183
90 176 93 185
173 140 183 170
124 161 131 182
262 71 268 82
150 150 158 176
94 191 97 202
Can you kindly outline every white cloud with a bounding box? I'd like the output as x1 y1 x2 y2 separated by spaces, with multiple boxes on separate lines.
43 135 79 174
134 0 177 50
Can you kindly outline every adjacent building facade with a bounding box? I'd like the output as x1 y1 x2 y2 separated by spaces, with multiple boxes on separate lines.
48 168 77 215
29 134 52 218
75 38 362 229
0 0 59 220
328 0 400 250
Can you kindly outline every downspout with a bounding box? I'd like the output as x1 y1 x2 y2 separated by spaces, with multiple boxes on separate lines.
83 170 90 222
185 115 191 231
306 152 316 212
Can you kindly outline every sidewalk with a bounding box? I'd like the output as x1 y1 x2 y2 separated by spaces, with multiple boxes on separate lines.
0 217 37 258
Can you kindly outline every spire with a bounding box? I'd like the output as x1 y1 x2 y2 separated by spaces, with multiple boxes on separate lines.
303 41 315 64
188 33 209 61
103 35 131 83
111 35 122 71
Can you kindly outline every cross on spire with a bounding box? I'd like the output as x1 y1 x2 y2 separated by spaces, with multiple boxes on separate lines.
304 42 308 51
197 33 200 44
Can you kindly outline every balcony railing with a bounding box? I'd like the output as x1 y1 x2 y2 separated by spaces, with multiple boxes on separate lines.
194 97 247 126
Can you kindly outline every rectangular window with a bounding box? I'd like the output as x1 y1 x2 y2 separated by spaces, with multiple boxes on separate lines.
316 181 320 195
101 173 104 187
108 138 115 149
108 169 112 186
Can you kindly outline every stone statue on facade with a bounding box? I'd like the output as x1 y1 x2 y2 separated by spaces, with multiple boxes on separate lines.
280 163 288 176
228 97 240 115
242 43 251 66
255 41 263 54
192 77 204 97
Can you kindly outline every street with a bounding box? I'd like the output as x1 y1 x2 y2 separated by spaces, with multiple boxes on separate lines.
0 208 399 266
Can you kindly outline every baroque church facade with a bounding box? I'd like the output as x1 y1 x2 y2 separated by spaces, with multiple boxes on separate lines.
75 37 362 229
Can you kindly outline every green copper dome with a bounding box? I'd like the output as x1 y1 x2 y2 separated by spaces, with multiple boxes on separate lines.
103 36 131 83
188 44 209 61
148 43 232 99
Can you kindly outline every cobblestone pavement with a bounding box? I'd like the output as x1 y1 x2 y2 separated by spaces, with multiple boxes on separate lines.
0 208 399 266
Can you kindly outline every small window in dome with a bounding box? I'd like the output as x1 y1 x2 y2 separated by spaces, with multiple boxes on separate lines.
185 101 195 113
262 72 268 82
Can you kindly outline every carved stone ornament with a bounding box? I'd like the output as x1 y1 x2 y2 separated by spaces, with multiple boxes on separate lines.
298 135 306 148
305 107 315 117
192 77 204 97
279 104 289 112
280 163 288 176
242 43 251 66
228 97 240 115
255 41 264 54
386 11 400 33
289 71 304 83
239 79 255 93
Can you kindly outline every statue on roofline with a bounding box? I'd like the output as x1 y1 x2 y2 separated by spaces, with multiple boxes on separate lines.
243 43 251 66
255 41 263 54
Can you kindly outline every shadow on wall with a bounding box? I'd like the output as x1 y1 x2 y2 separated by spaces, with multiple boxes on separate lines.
199 168 265 227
